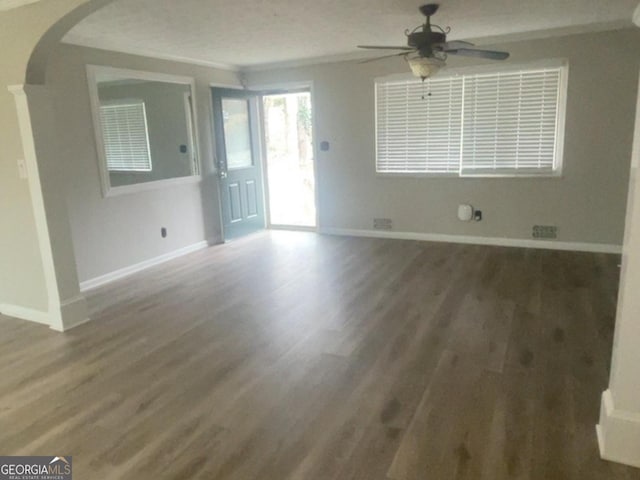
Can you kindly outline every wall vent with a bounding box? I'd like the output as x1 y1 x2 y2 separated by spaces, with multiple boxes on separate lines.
373 218 393 230
532 225 558 239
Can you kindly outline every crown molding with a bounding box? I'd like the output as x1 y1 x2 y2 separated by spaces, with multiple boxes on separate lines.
63 34 385 74
242 22 634 74
63 20 635 75
0 0 41 11
459 20 633 52
241 51 393 73
62 33 240 72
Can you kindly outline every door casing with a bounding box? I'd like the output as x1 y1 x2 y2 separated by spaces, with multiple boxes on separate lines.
210 81 320 240
256 82 320 232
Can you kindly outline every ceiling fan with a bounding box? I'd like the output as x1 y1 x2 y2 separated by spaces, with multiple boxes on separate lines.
358 3 510 80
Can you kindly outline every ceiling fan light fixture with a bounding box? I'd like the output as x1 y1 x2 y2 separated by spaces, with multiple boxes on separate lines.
407 56 445 80
356 4 509 70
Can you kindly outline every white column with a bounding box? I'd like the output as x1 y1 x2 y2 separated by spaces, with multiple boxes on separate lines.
9 85 89 331
596 58 640 467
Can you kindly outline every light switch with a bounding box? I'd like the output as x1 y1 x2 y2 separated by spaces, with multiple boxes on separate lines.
17 159 27 179
457 204 473 222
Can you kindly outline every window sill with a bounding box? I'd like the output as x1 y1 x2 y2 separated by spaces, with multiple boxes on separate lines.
104 175 202 198
375 171 563 179
375 172 460 178
460 171 563 179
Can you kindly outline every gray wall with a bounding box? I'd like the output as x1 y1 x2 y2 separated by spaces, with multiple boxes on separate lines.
247 29 640 246
0 0 88 313
44 29 640 287
98 81 194 187
46 44 240 283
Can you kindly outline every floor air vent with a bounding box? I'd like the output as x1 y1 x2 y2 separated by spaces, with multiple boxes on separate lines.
374 218 393 230
532 225 558 239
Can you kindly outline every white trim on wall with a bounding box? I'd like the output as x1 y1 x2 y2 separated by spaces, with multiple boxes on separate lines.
252 81 321 232
53 296 92 332
0 304 50 326
80 240 211 292
320 227 622 254
64 34 239 72
597 390 640 468
103 175 202 197
86 64 203 198
9 84 91 332
243 51 390 73
8 85 64 331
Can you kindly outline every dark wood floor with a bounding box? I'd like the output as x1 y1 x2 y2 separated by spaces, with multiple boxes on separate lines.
0 231 638 479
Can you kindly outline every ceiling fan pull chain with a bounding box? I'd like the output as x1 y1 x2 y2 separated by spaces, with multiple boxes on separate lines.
421 78 432 100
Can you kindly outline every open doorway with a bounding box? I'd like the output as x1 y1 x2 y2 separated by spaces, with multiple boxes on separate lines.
262 90 317 228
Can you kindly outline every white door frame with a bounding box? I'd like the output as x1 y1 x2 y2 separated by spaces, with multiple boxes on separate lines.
254 81 320 232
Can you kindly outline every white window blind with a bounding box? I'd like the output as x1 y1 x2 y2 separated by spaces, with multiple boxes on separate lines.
375 63 566 177
460 67 562 175
376 76 463 173
99 102 152 172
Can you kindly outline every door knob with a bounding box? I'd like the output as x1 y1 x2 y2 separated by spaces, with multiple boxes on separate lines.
215 154 227 179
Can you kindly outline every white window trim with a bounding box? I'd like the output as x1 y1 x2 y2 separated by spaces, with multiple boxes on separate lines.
374 58 569 179
86 65 202 198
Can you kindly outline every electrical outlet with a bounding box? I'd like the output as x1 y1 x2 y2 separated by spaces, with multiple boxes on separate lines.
373 218 393 230
161 227 167 238
532 225 557 239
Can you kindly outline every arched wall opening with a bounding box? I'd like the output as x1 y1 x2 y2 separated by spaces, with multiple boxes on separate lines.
0 0 118 330
3 0 231 330
2 0 640 469
26 0 115 85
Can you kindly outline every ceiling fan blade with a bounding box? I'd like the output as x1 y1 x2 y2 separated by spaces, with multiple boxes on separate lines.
357 45 414 51
446 48 510 60
358 52 410 64
441 40 475 50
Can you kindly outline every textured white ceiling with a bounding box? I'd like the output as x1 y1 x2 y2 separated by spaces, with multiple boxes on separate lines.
63 0 638 69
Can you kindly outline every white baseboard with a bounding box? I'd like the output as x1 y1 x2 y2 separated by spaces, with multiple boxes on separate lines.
54 295 90 332
597 390 640 468
0 303 50 326
0 296 90 332
80 240 210 292
319 227 622 254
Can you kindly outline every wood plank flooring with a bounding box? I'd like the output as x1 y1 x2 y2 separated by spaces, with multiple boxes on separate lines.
1 231 639 479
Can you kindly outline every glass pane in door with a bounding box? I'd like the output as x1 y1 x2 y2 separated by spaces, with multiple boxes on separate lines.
222 98 253 169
